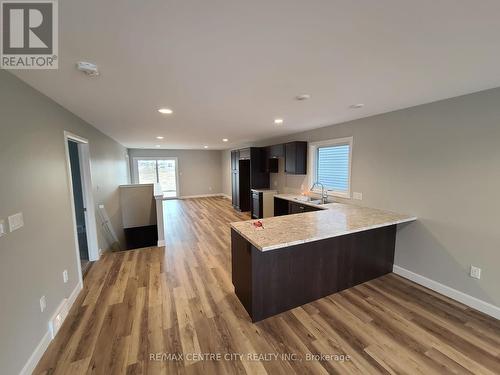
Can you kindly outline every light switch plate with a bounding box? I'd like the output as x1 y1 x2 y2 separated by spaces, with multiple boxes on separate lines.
353 192 363 200
0 220 6 237
8 212 24 232
63 270 69 283
470 266 481 279
40 296 46 312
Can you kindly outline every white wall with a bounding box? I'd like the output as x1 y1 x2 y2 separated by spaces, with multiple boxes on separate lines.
128 148 223 197
223 87 500 308
0 71 129 374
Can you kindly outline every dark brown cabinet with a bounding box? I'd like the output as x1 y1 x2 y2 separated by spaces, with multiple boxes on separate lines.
285 141 307 175
274 197 289 216
268 144 284 158
231 150 240 209
231 148 269 212
264 145 280 173
250 148 269 188
251 191 263 219
274 197 321 216
231 150 251 211
288 201 319 214
231 142 307 212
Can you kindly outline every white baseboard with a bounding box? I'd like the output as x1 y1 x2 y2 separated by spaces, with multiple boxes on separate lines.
67 280 83 311
157 240 165 247
393 265 500 320
221 194 231 200
19 330 51 375
179 193 226 199
19 280 83 375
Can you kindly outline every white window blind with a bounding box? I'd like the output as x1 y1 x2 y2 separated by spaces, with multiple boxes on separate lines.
316 143 351 193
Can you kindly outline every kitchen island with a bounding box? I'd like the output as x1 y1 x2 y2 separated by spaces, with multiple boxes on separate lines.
230 197 416 322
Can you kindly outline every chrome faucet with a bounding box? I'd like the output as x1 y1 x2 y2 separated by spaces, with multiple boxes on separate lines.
310 182 328 204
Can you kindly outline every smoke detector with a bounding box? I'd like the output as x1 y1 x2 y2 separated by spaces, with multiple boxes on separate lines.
76 61 99 76
295 94 311 101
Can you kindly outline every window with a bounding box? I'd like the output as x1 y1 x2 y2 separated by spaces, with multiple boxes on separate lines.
309 137 352 198
137 160 157 184
134 158 178 198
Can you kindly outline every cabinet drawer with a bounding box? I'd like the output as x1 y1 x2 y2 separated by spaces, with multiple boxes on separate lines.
288 201 321 214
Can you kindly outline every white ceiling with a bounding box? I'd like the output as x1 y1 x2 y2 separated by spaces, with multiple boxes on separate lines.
13 0 500 149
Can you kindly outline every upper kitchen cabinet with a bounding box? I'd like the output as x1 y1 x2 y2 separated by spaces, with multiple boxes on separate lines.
267 144 284 158
285 141 307 174
265 144 282 173
250 147 269 188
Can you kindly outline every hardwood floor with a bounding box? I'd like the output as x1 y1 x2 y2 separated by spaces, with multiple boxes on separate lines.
34 197 500 375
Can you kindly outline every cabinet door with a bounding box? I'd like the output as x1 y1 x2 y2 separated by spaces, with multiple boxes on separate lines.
285 141 307 175
284 142 296 174
252 192 262 219
232 171 240 208
274 197 289 216
269 144 284 158
250 148 269 189
264 147 279 173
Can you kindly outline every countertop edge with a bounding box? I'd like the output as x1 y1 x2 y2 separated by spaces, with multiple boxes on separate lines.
231 216 417 252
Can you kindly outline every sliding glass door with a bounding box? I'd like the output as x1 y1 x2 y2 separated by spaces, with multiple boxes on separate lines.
135 158 179 198
157 159 177 198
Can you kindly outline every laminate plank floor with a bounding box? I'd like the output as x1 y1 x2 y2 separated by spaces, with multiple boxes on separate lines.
34 197 500 375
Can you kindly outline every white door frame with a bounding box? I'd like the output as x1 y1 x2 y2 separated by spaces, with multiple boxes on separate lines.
131 156 180 199
63 131 100 284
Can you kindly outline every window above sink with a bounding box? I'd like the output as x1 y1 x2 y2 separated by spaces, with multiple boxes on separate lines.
308 137 353 199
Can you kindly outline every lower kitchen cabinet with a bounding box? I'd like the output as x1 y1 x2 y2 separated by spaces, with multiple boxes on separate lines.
274 197 321 216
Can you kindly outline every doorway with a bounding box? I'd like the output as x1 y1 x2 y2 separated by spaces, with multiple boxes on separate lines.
133 157 179 198
64 132 100 282
68 141 90 272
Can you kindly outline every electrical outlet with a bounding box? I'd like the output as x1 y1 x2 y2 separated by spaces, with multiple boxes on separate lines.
40 296 46 312
63 270 69 283
353 192 363 200
273 180 278 187
470 266 481 279
209 186 213 191
48 299 69 339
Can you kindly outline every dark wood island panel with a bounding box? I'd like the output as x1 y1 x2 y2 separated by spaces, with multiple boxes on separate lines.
231 224 397 322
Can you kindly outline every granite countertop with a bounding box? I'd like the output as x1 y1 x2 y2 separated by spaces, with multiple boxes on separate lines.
230 195 417 251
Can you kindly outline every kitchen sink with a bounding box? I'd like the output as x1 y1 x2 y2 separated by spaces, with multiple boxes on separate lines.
294 197 323 205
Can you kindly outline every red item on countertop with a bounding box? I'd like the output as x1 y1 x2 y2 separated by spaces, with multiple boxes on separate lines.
253 220 264 228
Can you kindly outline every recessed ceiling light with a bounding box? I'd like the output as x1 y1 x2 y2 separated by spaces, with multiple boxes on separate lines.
274 118 284 125
295 94 311 101
204 145 208 149
158 108 173 114
155 145 161 148
350 104 364 109
156 136 164 140
222 138 228 142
